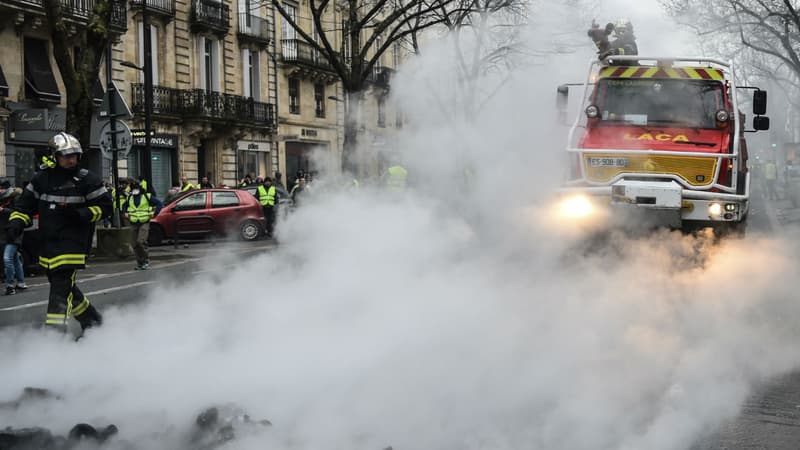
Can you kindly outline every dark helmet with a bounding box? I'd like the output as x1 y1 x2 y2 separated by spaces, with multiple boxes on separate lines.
48 132 82 158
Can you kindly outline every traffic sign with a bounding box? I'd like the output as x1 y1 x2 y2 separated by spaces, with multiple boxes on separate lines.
99 120 133 160
99 80 133 120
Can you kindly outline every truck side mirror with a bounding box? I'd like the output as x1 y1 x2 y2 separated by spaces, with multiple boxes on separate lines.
753 90 767 115
556 85 569 124
753 115 770 131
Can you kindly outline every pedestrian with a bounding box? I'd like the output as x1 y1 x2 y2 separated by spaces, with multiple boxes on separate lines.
136 175 149 195
0 188 26 295
383 161 408 192
199 176 214 189
123 180 163 270
290 177 309 207
256 177 276 237
180 175 195 192
6 132 111 334
164 181 181 204
765 159 778 200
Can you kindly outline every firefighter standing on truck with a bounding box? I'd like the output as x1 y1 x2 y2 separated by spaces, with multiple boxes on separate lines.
591 18 638 60
7 132 111 335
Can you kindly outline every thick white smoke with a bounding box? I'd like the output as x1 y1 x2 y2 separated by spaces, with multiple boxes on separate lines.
2 1 800 449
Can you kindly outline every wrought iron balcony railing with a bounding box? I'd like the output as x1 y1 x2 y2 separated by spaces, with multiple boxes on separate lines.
129 0 176 18
281 39 336 72
190 0 230 35
237 13 272 45
131 83 276 127
2 0 127 32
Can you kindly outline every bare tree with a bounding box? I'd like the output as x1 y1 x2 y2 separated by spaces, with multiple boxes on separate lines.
270 0 460 174
661 0 800 106
41 0 122 153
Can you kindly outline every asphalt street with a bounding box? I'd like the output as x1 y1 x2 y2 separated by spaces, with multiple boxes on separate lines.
0 238 277 328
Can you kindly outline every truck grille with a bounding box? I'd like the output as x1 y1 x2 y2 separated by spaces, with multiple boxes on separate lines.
583 154 718 186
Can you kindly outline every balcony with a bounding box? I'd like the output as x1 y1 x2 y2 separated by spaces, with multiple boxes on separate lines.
281 39 336 73
2 0 127 33
237 13 272 46
190 0 230 35
130 83 276 128
129 0 176 20
366 67 394 89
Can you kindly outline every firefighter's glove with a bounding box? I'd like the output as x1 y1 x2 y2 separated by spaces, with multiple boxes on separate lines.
6 221 23 243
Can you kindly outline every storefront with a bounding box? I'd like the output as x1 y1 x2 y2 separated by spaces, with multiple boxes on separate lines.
127 131 178 198
5 106 66 187
237 139 271 182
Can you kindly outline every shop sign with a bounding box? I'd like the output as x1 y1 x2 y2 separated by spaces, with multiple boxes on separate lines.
130 129 178 148
236 140 270 152
9 108 65 132
301 128 318 138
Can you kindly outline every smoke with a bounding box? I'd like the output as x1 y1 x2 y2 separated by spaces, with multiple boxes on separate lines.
2 1 800 449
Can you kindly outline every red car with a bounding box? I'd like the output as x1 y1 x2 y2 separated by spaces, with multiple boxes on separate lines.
149 189 265 245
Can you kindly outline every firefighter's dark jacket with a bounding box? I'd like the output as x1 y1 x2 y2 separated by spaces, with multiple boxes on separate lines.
9 166 112 270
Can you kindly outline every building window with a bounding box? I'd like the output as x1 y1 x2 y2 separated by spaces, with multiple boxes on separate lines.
377 97 385 128
282 2 297 40
137 22 159 84
242 49 260 100
392 43 400 68
314 82 325 118
198 36 220 92
289 77 300 114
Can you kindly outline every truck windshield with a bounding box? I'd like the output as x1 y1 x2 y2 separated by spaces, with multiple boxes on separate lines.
594 78 725 129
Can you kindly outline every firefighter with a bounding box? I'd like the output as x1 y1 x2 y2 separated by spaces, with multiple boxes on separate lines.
595 18 638 60
256 176 276 238
123 180 163 270
7 132 112 334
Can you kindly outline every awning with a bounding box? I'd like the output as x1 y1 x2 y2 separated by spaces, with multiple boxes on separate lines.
0 65 8 97
24 39 61 103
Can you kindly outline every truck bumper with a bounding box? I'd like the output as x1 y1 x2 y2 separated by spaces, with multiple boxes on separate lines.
559 179 749 224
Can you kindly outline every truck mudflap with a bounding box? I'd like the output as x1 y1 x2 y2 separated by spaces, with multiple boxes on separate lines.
559 174 750 224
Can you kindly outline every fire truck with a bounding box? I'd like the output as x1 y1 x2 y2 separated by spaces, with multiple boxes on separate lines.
556 56 770 234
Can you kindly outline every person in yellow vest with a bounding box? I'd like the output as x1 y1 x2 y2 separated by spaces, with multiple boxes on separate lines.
384 164 408 192
180 176 195 192
123 180 163 270
256 177 277 238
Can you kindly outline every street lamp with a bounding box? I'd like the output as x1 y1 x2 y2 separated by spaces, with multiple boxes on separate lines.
120 60 153 194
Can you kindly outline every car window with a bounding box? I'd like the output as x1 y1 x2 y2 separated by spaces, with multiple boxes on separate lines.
212 191 240 208
174 192 207 211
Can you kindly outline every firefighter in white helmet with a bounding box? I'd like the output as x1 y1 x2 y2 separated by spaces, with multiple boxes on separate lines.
7 132 112 335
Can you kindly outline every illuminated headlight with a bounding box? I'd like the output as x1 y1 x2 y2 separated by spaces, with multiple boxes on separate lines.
559 195 594 219
708 202 723 216
725 203 738 212
715 109 730 122
585 105 600 118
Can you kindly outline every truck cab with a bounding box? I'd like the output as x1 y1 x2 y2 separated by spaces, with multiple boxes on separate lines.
557 56 769 234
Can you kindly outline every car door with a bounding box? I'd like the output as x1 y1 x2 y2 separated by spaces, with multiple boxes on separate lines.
209 190 243 235
168 191 210 237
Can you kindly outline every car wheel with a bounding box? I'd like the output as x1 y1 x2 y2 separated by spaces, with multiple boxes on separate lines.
239 220 261 241
148 224 164 246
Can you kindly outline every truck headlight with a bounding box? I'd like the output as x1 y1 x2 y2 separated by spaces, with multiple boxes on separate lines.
559 195 594 219
708 202 722 216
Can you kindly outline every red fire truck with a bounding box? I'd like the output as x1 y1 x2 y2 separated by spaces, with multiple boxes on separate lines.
556 56 770 234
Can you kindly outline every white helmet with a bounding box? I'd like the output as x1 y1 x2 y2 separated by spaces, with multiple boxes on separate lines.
614 18 633 37
48 132 82 157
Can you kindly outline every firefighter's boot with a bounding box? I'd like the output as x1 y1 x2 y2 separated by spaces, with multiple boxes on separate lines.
75 304 103 330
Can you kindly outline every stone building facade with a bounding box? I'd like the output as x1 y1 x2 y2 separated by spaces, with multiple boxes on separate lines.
0 0 405 196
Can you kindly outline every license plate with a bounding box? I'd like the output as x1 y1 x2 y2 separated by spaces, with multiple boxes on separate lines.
588 157 629 168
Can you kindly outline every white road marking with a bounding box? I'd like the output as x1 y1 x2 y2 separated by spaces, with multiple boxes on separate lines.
0 281 156 312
